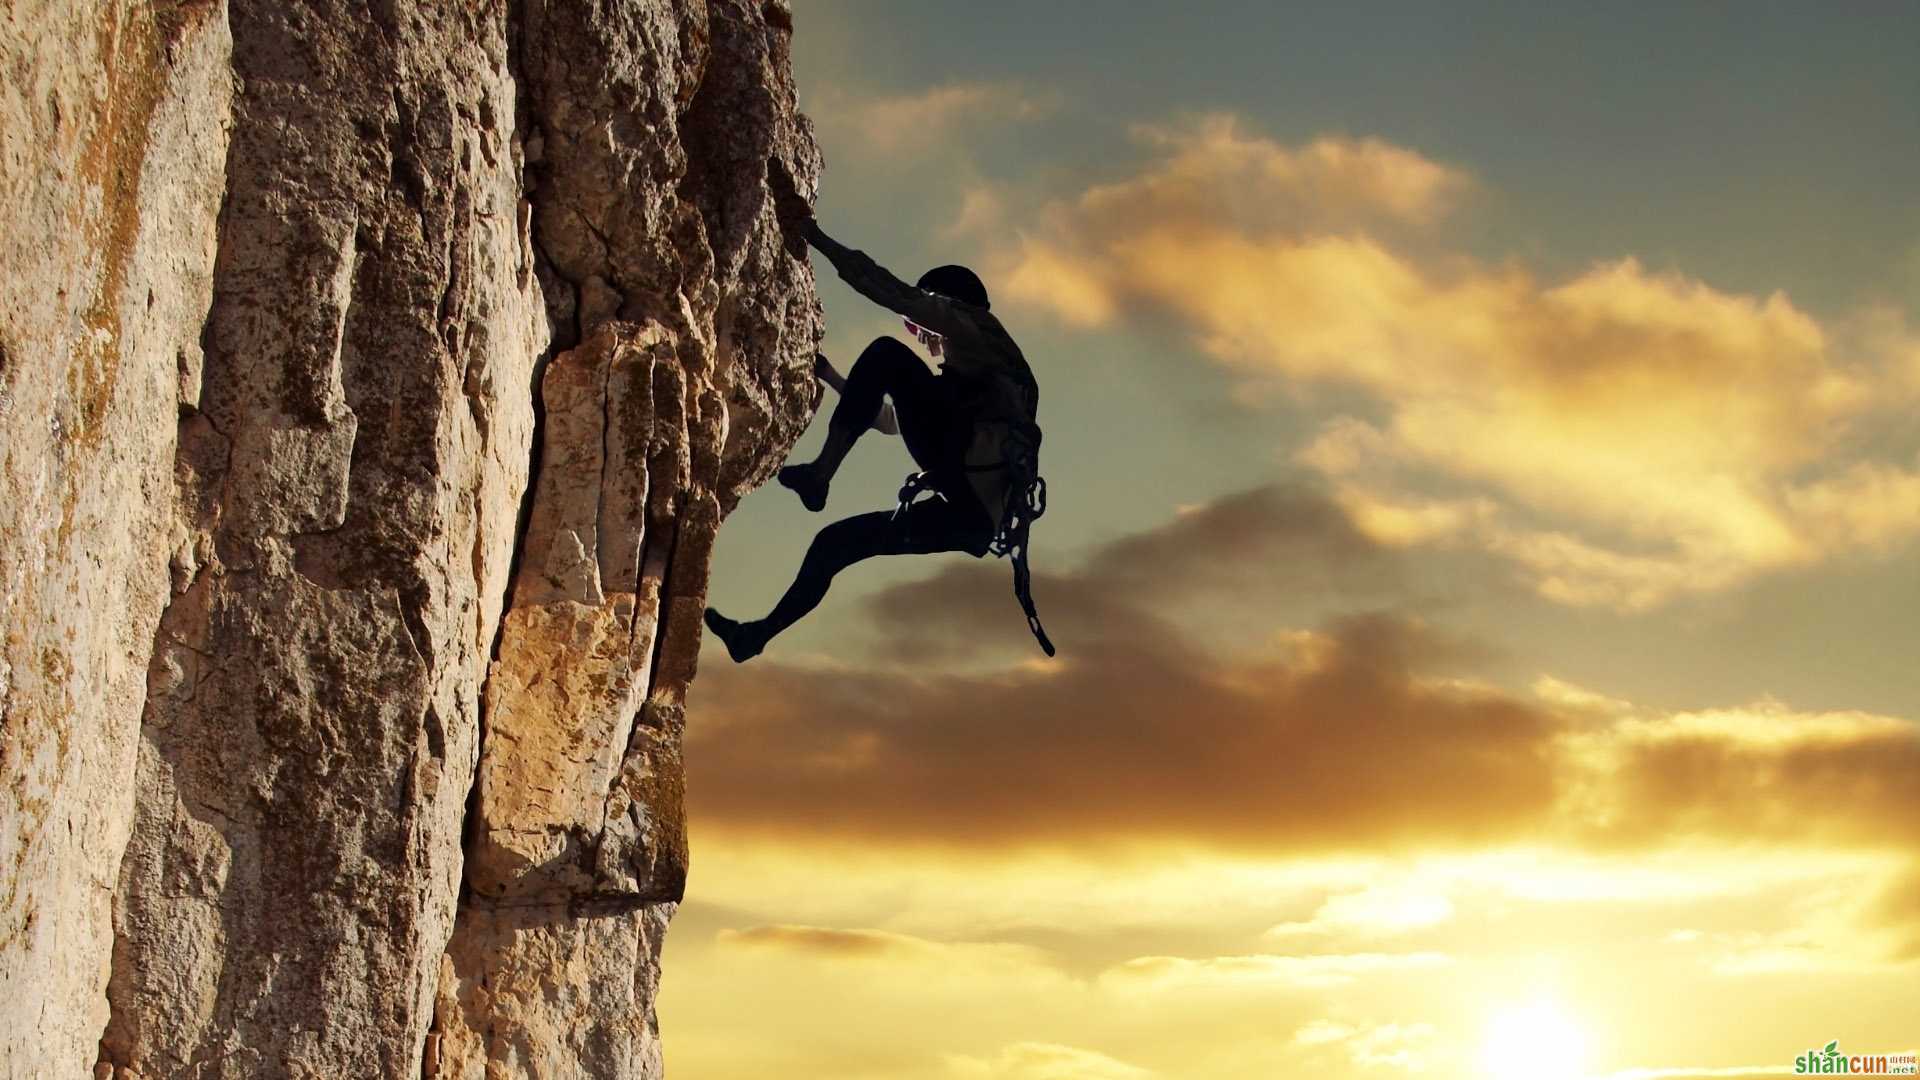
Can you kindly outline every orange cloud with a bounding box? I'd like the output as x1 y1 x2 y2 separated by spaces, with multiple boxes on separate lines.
690 604 1562 852
718 924 922 958
1576 702 1920 850
1062 115 1468 235
692 482 1563 852
993 116 1920 608
689 488 1920 874
817 81 1058 155
718 924 1058 971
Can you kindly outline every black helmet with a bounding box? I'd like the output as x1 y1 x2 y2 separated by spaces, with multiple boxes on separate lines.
916 264 990 310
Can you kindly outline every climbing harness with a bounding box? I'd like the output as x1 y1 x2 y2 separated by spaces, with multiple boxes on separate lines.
891 421 1055 657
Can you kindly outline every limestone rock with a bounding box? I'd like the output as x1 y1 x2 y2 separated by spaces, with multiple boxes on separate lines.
0 1 821 1076
1 2 234 1072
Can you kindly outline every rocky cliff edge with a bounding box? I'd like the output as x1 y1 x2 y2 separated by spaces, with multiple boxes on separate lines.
0 2 821 1075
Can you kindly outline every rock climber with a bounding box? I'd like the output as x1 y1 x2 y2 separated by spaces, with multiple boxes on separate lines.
702 200 1053 662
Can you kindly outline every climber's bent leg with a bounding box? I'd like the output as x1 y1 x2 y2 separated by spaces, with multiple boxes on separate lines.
780 337 940 511
830 336 937 439
705 496 992 662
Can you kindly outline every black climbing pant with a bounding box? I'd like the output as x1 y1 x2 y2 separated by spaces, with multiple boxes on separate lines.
759 336 996 642
827 336 980 499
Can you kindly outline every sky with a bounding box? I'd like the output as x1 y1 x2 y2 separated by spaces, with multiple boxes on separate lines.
666 4 1920 1078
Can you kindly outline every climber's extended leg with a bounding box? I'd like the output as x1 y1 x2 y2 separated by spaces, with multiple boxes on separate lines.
779 336 945 511
704 494 992 662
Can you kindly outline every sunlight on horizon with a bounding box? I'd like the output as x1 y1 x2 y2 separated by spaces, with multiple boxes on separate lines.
1481 999 1592 1080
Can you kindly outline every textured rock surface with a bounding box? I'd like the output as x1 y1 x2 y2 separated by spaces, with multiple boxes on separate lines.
0 1 820 1076
1 2 234 1072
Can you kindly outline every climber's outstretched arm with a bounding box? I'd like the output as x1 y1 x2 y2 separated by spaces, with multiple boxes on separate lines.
806 222 977 342
769 167 979 340
814 351 897 434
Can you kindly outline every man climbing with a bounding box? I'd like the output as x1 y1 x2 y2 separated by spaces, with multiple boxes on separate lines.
702 210 1052 662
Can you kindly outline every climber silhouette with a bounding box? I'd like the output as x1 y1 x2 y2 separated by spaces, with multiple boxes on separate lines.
702 205 1052 662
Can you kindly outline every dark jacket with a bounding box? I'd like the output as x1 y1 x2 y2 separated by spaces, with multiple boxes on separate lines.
810 230 1039 432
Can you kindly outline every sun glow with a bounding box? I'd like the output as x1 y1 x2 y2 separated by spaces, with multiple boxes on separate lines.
1479 999 1590 1080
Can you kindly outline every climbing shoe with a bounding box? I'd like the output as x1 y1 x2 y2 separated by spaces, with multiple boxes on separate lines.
777 463 829 512
702 607 765 663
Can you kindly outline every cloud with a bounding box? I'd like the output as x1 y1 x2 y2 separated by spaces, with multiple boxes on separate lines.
1101 951 1451 992
691 591 1564 853
691 486 1920 875
992 115 1920 608
1059 115 1468 232
856 480 1407 666
718 923 1058 970
1783 457 1920 553
946 1043 1155 1080
943 185 1010 241
1002 115 1467 326
718 924 924 958
817 81 1058 155
1292 1020 1438 1072
1263 884 1455 940
1080 481 1388 591
1568 699 1920 850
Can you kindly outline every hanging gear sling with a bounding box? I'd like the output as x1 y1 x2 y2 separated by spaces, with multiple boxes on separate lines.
892 420 1055 657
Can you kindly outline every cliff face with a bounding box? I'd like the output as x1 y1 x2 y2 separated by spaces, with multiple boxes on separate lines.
0 2 821 1076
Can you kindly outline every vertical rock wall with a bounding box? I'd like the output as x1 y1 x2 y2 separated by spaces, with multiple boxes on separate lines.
1 2 234 1072
97 2 549 1074
0 1 821 1076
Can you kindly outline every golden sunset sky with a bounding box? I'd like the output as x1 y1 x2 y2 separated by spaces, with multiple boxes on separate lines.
669 3 1920 1077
